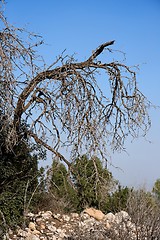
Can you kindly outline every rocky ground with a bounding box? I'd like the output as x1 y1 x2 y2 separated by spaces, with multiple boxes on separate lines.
3 208 146 240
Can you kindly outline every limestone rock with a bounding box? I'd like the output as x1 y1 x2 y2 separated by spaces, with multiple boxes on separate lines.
115 210 131 224
41 210 52 220
40 223 45 230
83 207 105 221
104 212 115 223
26 234 40 240
105 220 111 230
29 222 36 231
32 229 40 235
62 214 70 222
70 213 79 218
17 228 28 237
46 224 57 232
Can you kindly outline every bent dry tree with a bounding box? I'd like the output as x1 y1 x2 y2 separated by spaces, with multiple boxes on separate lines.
0 9 151 170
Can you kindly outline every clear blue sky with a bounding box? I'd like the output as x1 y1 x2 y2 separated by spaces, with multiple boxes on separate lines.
3 0 160 189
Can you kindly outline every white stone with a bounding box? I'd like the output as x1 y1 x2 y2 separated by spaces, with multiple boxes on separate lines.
62 214 70 222
115 210 131 223
17 229 28 237
59 231 67 238
40 223 45 230
53 213 61 219
56 228 62 233
35 217 43 225
29 222 36 231
47 225 57 232
70 213 79 218
51 236 57 240
27 212 35 218
105 220 111 229
104 212 115 222
80 212 90 220
32 230 40 235
26 234 40 240
42 211 52 220
83 218 95 227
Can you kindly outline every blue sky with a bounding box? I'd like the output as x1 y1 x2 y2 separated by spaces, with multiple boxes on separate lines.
3 0 160 189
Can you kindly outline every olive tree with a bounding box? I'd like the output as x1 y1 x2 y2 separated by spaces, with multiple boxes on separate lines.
0 5 151 171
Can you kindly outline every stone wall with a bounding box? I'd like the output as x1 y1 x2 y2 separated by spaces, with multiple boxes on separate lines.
3 208 149 240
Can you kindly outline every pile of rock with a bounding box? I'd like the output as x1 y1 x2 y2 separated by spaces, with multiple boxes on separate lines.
4 208 140 240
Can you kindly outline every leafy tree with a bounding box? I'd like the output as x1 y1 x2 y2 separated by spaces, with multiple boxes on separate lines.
50 160 75 199
0 3 151 171
153 178 160 200
48 160 78 212
50 160 70 197
72 155 115 211
49 155 116 212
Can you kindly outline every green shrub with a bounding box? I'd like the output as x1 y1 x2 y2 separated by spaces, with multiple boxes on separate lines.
105 185 132 213
0 118 44 230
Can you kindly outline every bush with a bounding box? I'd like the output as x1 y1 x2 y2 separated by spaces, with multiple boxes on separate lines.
105 185 132 213
0 117 44 232
126 189 160 239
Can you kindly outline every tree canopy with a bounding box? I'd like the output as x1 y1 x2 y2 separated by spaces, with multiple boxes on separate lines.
0 4 151 169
